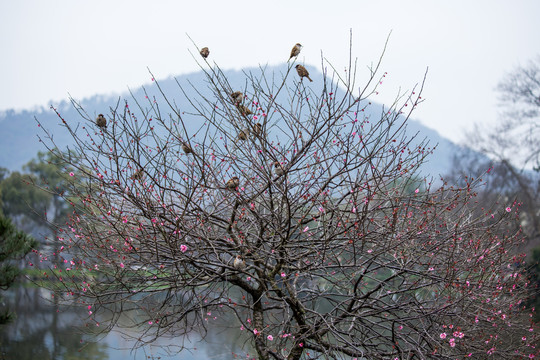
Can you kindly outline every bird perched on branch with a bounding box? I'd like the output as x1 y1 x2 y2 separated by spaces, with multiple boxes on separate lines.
289 43 302 60
200 47 210 59
274 162 285 176
96 114 107 128
226 176 240 190
237 105 252 116
182 142 193 154
253 123 262 137
238 130 248 141
233 255 246 270
295 65 313 82
231 91 243 104
131 169 145 181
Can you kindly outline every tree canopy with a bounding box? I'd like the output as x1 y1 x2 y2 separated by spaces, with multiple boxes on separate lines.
34 40 539 359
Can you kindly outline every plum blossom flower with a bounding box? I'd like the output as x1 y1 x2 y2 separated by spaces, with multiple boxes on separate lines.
440 332 447 339
180 244 188 253
267 335 273 341
506 207 511 212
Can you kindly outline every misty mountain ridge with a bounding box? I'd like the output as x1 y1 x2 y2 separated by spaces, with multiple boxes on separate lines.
0 65 469 178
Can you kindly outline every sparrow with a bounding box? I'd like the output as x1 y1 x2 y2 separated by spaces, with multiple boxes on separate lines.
253 123 262 137
295 65 313 82
238 130 248 141
233 255 246 270
182 142 193 154
274 162 285 176
231 91 243 104
289 43 302 60
131 169 145 181
200 47 210 59
226 176 240 190
237 105 253 116
96 114 107 128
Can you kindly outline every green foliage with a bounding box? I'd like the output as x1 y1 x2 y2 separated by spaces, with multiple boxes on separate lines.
23 151 77 225
0 171 51 223
0 151 77 232
0 215 36 324
0 168 8 183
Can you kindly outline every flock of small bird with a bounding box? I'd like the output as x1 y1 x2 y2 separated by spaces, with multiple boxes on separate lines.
94 44 306 272
200 43 312 81
197 43 302 191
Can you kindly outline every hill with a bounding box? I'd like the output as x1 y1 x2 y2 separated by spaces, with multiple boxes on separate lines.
0 65 469 178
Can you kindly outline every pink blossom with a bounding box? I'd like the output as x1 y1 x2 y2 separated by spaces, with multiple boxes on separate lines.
415 188 419 193
267 335 273 341
69 172 74 177
440 332 446 339
180 244 188 253
298 343 303 347
281 272 286 278
505 207 511 212
253 329 259 335
449 338 455 347
120 263 125 268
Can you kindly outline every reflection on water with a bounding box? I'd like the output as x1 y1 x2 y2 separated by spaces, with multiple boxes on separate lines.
0 285 252 360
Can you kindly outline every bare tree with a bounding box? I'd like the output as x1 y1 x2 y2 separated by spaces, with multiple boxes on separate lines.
454 56 540 245
469 56 540 168
34 39 539 359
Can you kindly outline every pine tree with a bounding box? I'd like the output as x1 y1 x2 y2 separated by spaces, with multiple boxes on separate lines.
0 215 36 324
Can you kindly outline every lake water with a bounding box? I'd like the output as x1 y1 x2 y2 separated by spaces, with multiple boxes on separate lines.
0 286 252 360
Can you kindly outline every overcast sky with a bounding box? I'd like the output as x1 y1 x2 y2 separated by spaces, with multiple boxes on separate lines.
1 0 539 144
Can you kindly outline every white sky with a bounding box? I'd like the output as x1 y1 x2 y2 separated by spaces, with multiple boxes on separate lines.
1 0 539 144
